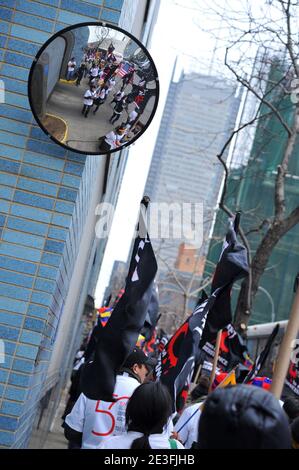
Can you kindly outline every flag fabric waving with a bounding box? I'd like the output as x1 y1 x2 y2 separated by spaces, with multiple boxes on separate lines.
98 307 112 327
136 334 146 348
157 331 169 354
117 61 135 78
200 218 249 346
201 323 252 371
140 284 159 342
83 318 103 363
214 368 237 389
143 327 157 355
111 288 124 308
81 198 157 401
155 216 249 412
284 340 299 397
155 290 220 412
243 324 280 384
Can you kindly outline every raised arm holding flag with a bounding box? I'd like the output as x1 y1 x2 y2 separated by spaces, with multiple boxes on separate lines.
81 197 157 401
155 215 249 412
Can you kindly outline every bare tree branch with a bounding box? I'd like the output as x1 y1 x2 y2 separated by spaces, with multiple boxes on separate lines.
225 47 293 136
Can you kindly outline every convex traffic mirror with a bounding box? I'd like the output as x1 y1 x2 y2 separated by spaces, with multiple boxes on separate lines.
28 22 159 155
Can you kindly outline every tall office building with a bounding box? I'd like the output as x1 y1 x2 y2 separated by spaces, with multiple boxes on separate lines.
0 0 160 448
145 71 241 267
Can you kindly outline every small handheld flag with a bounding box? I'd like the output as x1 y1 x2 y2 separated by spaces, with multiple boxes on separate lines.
243 324 279 384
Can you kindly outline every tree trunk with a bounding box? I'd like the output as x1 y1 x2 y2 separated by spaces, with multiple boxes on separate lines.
234 222 287 332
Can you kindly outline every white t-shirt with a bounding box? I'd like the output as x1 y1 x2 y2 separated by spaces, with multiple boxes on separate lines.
68 60 76 72
95 88 106 100
98 431 185 450
91 67 99 77
115 91 125 102
104 131 118 149
83 90 95 106
65 374 140 449
107 79 116 92
174 402 202 449
128 110 138 122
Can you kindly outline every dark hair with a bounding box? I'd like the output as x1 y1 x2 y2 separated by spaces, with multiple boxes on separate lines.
198 385 292 449
291 416 299 443
283 396 299 422
125 382 173 449
190 375 210 401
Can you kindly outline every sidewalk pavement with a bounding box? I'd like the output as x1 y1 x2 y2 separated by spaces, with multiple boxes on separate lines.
42 391 68 449
45 76 156 153
46 77 130 153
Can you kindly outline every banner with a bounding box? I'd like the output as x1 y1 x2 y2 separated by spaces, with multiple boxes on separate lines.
285 340 299 396
201 323 252 371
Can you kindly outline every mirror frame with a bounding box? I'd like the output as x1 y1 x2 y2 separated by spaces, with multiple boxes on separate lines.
27 21 160 156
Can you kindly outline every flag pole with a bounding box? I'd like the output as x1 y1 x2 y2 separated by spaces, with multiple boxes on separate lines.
208 329 222 393
193 364 202 385
271 272 299 399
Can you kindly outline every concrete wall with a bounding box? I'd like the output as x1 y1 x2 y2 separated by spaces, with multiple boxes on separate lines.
44 36 66 99
72 25 89 66
46 156 106 380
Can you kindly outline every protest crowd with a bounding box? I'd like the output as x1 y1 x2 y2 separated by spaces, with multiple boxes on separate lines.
59 199 299 450
66 43 147 151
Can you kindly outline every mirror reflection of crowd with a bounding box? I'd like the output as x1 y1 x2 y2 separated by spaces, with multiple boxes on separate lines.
67 43 149 151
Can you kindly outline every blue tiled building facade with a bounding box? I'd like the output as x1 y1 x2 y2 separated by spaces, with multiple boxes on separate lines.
0 0 147 448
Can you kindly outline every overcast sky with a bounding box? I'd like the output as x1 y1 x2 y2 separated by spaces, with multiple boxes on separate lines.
89 25 127 43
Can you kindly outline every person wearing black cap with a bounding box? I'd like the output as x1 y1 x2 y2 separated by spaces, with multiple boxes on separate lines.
196 385 292 449
63 348 153 449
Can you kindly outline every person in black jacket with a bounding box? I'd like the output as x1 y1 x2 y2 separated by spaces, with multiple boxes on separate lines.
109 97 127 125
75 63 86 86
196 384 292 449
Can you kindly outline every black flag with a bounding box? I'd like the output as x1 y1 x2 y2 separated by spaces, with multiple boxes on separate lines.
140 284 159 341
155 290 220 412
285 343 299 397
81 198 157 401
201 323 251 371
83 318 103 363
200 218 249 346
243 324 279 383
